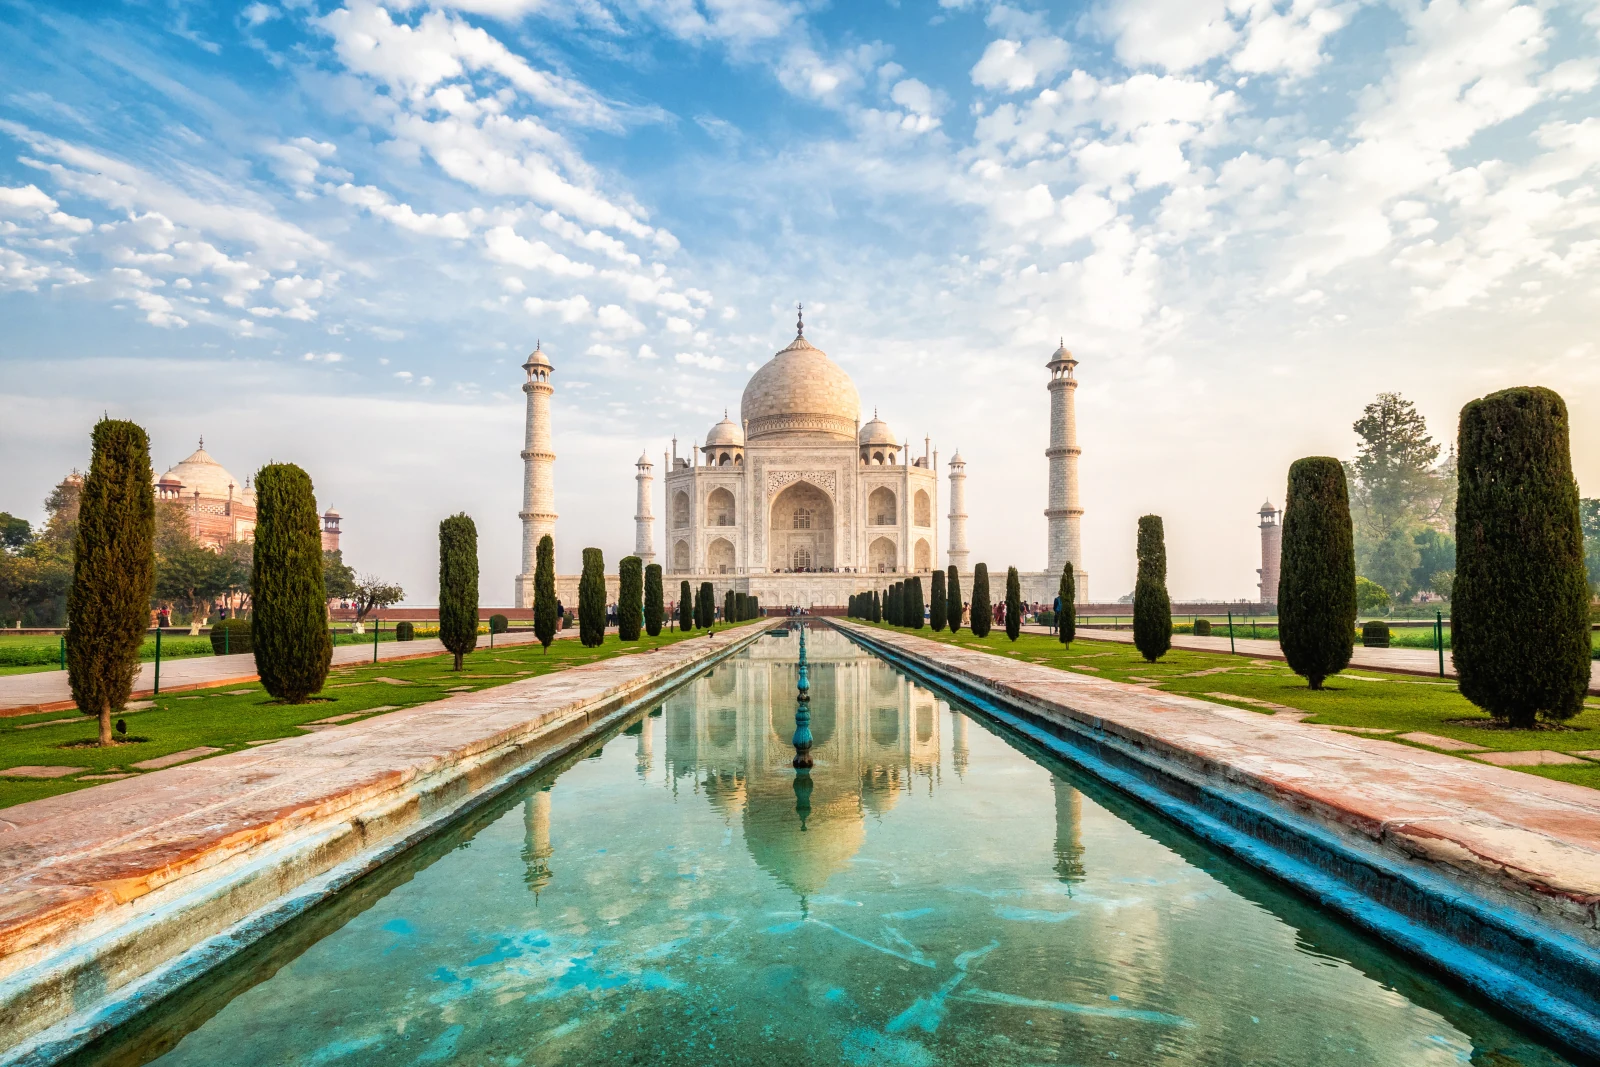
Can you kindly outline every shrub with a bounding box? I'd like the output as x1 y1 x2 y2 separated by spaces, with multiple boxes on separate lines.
67 419 156 745
439 513 480 671
1279 457 1356 690
1454 387 1590 726
1039 609 1056 628
679 580 694 631
1362 621 1390 647
579 547 605 647
947 566 962 634
490 613 509 634
209 617 253 655
1355 576 1391 615
1058 563 1075 646
908 576 925 630
644 564 664 637
1132 516 1172 663
1005 566 1022 641
929 569 947 631
971 564 992 638
252 463 332 704
395 621 415 642
1192 618 1212 637
533 534 557 652
618 556 643 641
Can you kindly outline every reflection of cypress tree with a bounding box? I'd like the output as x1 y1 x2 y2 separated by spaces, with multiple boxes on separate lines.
1052 777 1086 885
521 789 554 899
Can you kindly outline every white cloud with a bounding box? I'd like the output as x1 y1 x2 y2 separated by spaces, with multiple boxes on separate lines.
971 37 1071 92
484 226 596 275
1096 0 1238 72
334 183 477 238
303 350 345 362
524 293 592 322
596 303 645 336
675 351 728 370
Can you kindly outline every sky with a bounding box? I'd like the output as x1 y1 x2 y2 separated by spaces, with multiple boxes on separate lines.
2 0 1598 606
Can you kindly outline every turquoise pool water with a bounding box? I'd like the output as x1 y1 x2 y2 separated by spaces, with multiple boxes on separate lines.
74 627 1569 1066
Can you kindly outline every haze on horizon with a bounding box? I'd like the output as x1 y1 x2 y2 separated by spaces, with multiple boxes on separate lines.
2 0 1596 606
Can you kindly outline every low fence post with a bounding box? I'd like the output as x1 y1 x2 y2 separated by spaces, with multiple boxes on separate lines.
1436 610 1445 677
373 617 380 664
58 635 65 671
153 627 161 696
1227 610 1236 655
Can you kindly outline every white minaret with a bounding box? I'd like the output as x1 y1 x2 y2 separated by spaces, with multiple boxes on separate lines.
1257 501 1281 603
1045 339 1083 578
634 451 655 564
947 449 969 572
514 342 557 607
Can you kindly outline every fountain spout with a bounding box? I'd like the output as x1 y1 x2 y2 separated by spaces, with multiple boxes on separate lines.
792 624 813 769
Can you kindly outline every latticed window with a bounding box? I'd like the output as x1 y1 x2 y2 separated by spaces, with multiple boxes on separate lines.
793 509 811 529
792 548 811 570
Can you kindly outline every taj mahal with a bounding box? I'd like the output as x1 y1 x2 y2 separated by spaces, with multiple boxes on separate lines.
515 308 1087 610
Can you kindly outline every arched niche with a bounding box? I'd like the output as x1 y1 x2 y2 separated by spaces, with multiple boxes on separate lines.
707 537 735 574
868 536 896 573
708 487 735 527
768 481 834 572
914 489 931 527
914 538 931 572
672 491 690 528
673 539 689 572
868 486 896 526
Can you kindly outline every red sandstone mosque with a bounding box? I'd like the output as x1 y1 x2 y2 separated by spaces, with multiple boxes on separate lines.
153 439 342 552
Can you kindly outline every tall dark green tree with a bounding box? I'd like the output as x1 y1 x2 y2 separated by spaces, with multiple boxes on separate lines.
946 566 962 634
617 555 643 641
533 534 557 651
699 581 716 628
929 569 947 631
1058 562 1076 646
644 563 664 637
679 580 694 631
1454 387 1590 726
970 564 992 638
252 463 332 703
578 547 605 647
908 576 925 630
724 588 736 626
1005 566 1022 641
1279 458 1357 690
871 589 881 623
438 513 479 670
1132 516 1171 662
66 419 155 745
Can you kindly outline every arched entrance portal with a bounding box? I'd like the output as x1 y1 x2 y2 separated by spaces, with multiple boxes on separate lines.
769 481 834 572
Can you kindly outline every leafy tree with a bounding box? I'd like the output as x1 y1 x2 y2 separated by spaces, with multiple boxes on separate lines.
618 555 643 641
438 514 479 671
1347 393 1455 599
908 576 925 630
1430 570 1455 600
252 463 331 703
1364 527 1420 602
579 547 605 647
970 563 992 638
1005 566 1022 641
644 563 664 636
1058 562 1075 646
679 580 694 631
1132 516 1171 662
1581 498 1600 597
154 540 228 621
534 534 557 651
352 573 405 623
1278 457 1356 690
0 474 82 626
0 512 31 551
323 549 357 602
66 419 155 746
946 566 962 634
929 569 946 631
1454 387 1589 726
699 581 715 629
1411 529 1456 596
1355 576 1390 615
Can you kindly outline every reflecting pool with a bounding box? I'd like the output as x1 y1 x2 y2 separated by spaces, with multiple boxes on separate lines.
75 626 1570 1066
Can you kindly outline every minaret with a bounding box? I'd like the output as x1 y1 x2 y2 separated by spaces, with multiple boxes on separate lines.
1045 339 1083 578
515 342 557 607
1257 501 1282 604
947 449 969 572
634 451 656 564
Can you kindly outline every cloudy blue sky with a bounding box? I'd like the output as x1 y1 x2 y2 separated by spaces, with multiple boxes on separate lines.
2 0 1597 604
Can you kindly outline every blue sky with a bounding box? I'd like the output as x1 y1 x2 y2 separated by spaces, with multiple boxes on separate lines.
3 0 1598 604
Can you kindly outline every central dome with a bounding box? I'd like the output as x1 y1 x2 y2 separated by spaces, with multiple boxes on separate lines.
740 332 860 441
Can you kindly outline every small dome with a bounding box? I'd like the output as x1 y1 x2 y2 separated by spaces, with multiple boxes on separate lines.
705 413 745 448
323 507 342 520
522 341 552 371
1048 338 1074 364
948 449 964 464
858 412 896 447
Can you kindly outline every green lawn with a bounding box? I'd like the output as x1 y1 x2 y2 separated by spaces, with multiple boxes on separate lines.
0 621 758 809
862 623 1600 791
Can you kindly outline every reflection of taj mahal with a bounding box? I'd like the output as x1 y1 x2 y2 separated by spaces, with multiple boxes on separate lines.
516 308 1087 608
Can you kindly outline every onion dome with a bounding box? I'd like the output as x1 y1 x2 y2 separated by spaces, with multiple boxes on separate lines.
858 410 896 447
156 439 242 501
740 307 860 441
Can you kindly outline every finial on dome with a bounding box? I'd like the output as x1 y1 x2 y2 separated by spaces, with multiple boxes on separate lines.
198 435 204 450
796 302 804 337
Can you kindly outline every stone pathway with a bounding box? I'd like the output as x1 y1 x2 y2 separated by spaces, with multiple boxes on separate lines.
0 629 604 715
1023 624 1600 694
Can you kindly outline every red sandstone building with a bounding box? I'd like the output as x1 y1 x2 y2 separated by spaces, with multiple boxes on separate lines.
154 439 342 552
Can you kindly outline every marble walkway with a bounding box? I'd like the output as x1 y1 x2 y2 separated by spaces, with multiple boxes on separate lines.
1022 623 1600 693
0 629 585 715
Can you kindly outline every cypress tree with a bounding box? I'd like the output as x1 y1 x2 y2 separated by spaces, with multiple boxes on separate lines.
438 513 479 670
1005 566 1022 641
533 534 557 652
1279 457 1356 690
893 582 904 625
871 589 881 623
1058 562 1076 646
644 563 664 637
970 564 992 637
1132 516 1171 662
579 547 605 647
946 566 963 634
676 580 692 631
929 569 947 631
252 463 332 703
67 418 155 745
618 555 643 641
1454 387 1590 726
724 588 736 626
700 581 716 629
909 576 926 629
